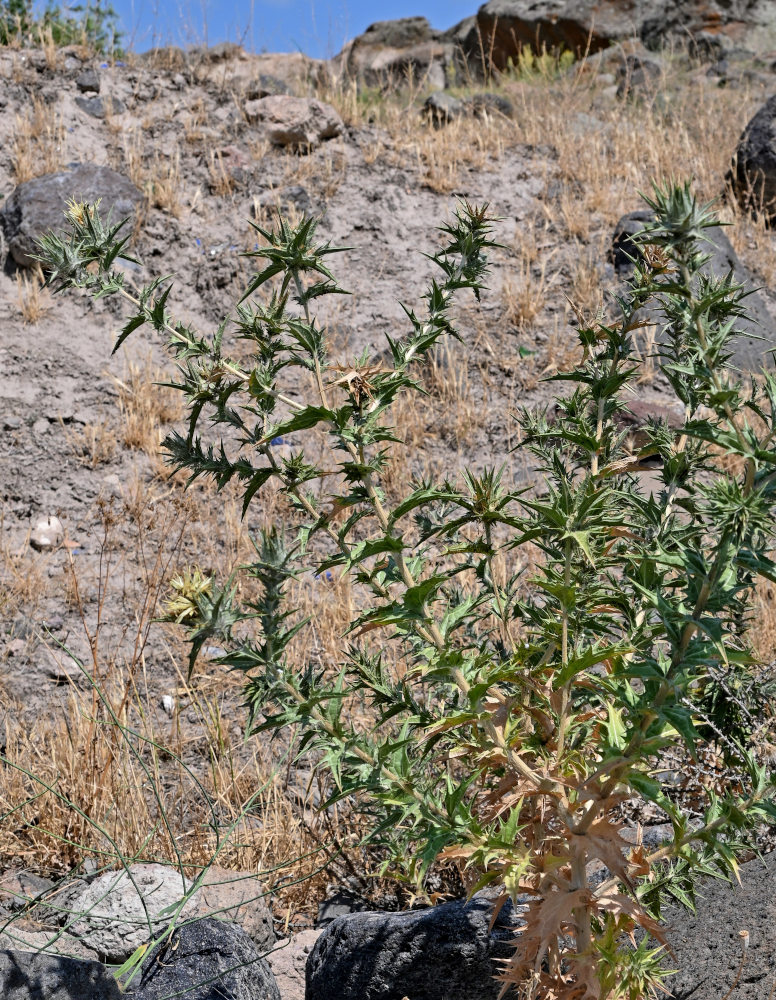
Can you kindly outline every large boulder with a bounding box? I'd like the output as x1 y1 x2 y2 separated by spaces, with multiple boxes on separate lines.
610 209 775 370
0 949 121 999
729 94 776 223
306 896 518 1000
337 17 453 90
64 864 274 963
125 918 280 1000
0 164 141 268
663 850 776 999
244 95 343 149
450 0 776 72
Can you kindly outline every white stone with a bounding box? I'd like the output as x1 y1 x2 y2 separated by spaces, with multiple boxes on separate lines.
66 863 274 962
30 515 64 551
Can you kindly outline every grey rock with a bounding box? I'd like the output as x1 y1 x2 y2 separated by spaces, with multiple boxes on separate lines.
338 17 453 90
356 17 435 49
306 896 518 1000
663 850 776 999
423 91 463 126
65 863 274 963
246 74 291 100
0 949 120 999
244 96 343 149
0 163 141 267
3 416 22 431
729 94 776 222
611 209 775 369
75 69 99 93
125 918 280 1000
74 95 126 119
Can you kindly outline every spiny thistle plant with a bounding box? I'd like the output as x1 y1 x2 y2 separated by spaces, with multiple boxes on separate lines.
38 182 776 999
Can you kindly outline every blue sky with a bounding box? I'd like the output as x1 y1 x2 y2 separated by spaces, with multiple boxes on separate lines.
103 0 479 57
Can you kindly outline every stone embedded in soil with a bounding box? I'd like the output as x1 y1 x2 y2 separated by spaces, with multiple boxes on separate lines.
74 95 127 119
75 69 100 93
29 516 64 551
0 948 121 999
243 96 343 149
306 896 518 1000
0 163 142 267
65 863 274 963
125 918 280 1000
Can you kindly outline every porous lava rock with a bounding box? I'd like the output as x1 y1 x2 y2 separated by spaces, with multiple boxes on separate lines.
0 164 141 268
125 918 280 1000
0 949 121 999
729 94 776 223
243 95 343 148
306 896 518 1000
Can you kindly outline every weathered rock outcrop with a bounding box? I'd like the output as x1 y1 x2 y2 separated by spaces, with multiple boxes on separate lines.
336 17 454 90
449 0 776 73
0 164 141 268
243 95 343 148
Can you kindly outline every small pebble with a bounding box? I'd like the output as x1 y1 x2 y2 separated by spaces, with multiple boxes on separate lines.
30 515 64 551
3 416 22 431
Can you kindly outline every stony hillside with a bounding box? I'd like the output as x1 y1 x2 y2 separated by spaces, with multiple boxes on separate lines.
3 3 776 993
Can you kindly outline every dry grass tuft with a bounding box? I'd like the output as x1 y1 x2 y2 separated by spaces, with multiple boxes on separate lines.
15 266 52 324
11 96 66 183
108 354 184 458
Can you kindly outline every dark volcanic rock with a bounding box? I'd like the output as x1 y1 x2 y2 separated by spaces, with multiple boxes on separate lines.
74 95 126 118
75 69 100 93
126 918 279 1000
663 851 776 999
306 896 518 1000
0 949 121 999
0 164 141 267
610 208 775 369
729 94 776 222
423 91 464 125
